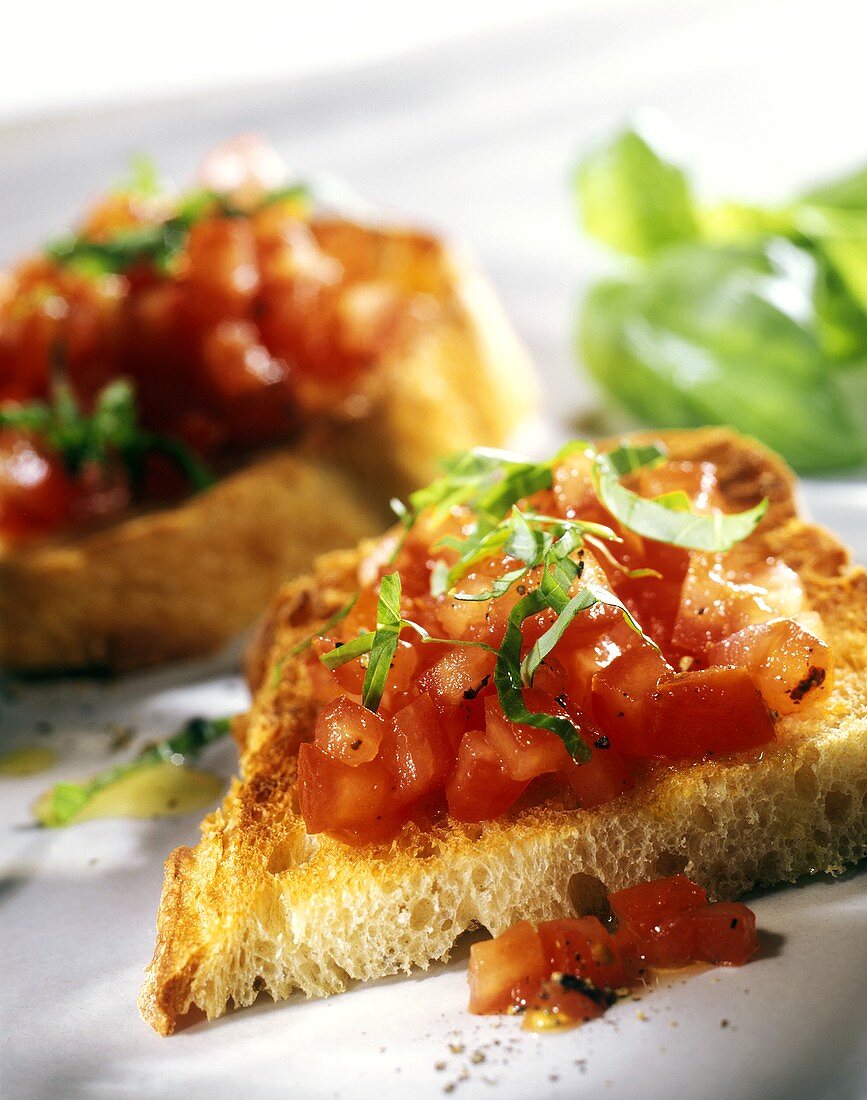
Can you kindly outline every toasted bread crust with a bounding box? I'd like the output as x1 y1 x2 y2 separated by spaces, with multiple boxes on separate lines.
0 223 535 671
139 428 867 1035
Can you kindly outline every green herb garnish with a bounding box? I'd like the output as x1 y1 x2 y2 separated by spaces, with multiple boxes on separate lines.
0 378 214 492
592 444 767 552
47 166 311 277
35 715 231 828
575 122 867 472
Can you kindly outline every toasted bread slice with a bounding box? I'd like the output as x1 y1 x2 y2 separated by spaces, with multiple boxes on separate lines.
139 428 867 1035
0 223 535 672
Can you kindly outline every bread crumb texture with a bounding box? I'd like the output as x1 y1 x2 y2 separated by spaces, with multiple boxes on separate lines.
139 429 867 1034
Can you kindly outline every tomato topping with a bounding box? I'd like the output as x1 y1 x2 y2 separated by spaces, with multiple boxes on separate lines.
446 728 529 823
521 979 609 1030
381 693 454 803
296 742 398 835
707 618 833 715
648 666 775 758
673 553 805 656
467 875 759 1026
590 645 675 756
483 696 570 782
291 442 828 845
314 696 386 765
537 916 627 989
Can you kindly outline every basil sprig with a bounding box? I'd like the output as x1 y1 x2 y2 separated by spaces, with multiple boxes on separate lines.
47 179 310 277
35 715 231 828
0 379 214 493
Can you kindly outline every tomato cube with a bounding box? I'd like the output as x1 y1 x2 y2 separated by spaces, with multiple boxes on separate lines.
591 645 674 756
648 666 775 758
707 618 833 716
313 696 386 765
609 875 708 935
446 728 529 822
420 645 495 708
468 920 548 1014
297 741 398 834
521 979 608 1029
536 917 627 989
382 693 454 804
483 696 570 782
559 743 634 808
682 901 758 966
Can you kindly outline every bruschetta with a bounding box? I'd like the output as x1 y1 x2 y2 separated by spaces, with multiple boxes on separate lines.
139 427 867 1034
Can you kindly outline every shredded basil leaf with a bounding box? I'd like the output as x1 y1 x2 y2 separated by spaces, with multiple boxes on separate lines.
47 181 311 277
493 588 589 762
35 715 231 828
592 447 767 551
360 572 403 712
0 379 214 493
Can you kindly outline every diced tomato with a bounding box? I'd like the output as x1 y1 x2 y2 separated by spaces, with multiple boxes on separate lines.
296 741 398 834
468 920 549 1014
707 618 833 715
559 742 634 807
673 552 805 656
521 979 608 1029
483 696 570 782
381 693 454 803
609 875 709 967
0 433 75 541
313 696 386 765
468 876 760 1022
558 617 637 710
537 916 627 989
648 666 775 758
680 901 758 966
446 728 529 822
420 645 495 708
609 875 709 935
590 645 675 756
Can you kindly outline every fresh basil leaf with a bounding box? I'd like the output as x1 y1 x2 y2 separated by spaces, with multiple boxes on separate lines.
319 630 376 670
580 239 866 471
493 590 589 761
521 587 596 687
361 572 403 712
0 379 215 492
592 450 767 552
35 715 231 828
577 125 698 259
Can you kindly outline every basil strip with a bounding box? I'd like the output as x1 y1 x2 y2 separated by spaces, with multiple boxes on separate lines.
592 450 767 552
320 631 375 670
493 590 590 762
361 572 403 712
35 715 231 828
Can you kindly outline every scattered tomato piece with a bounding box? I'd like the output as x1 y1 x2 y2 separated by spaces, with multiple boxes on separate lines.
467 875 760 1028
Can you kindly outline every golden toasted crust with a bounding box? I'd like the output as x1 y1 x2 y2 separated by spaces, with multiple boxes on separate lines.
139 428 867 1035
0 222 535 671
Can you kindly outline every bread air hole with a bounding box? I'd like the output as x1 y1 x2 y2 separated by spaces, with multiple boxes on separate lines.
794 763 819 800
567 872 611 921
654 850 688 877
825 789 853 825
410 897 436 931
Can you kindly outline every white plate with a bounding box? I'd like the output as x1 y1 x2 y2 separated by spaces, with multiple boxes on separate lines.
2 5 867 1098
